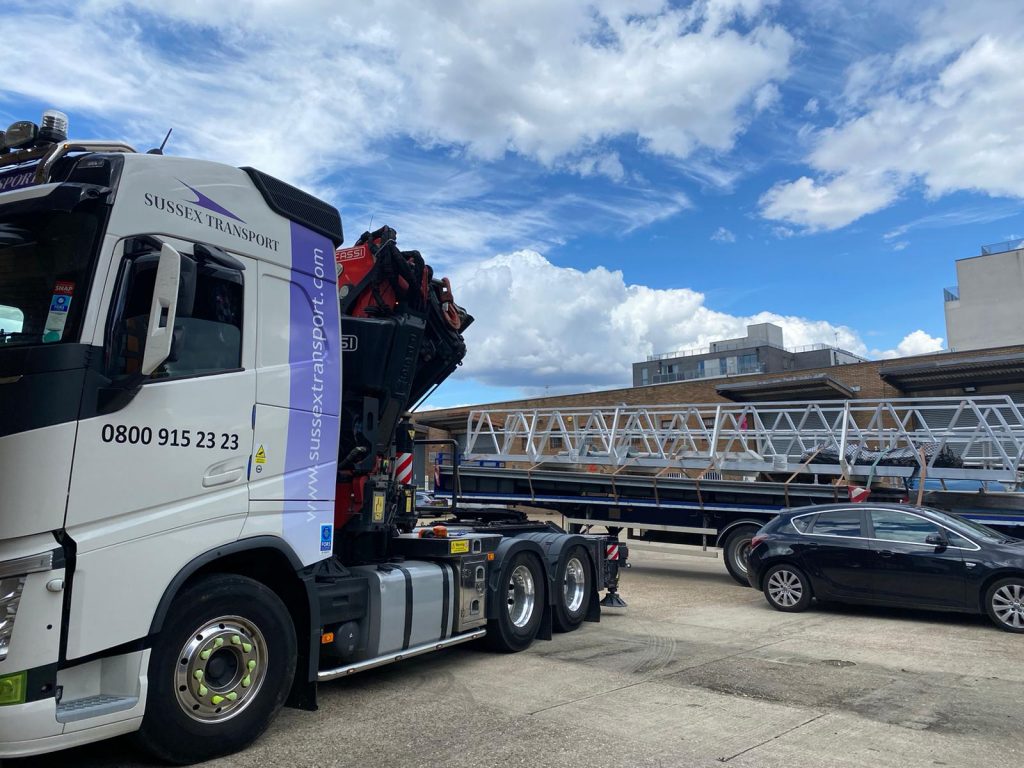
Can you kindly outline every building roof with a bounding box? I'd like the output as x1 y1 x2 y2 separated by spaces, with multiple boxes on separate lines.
716 373 855 402
879 352 1024 391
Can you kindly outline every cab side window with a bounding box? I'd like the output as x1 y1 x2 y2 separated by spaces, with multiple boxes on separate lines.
109 243 243 380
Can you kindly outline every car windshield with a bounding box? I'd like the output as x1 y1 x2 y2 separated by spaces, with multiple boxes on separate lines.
0 206 103 347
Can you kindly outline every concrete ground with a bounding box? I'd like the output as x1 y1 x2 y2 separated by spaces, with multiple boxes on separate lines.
11 546 1024 768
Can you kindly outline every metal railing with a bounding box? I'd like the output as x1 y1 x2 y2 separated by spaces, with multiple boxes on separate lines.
646 339 783 361
646 342 866 364
463 396 1024 483
981 240 1024 256
651 362 766 384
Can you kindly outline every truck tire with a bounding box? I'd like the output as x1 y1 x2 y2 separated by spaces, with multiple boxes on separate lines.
722 526 758 587
553 545 592 633
485 551 546 653
135 574 297 764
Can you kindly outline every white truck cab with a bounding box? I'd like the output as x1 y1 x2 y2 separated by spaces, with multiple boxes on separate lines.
0 111 624 764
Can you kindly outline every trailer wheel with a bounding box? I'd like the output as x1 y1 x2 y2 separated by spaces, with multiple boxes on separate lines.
553 545 592 633
485 552 546 652
135 574 296 764
723 526 758 586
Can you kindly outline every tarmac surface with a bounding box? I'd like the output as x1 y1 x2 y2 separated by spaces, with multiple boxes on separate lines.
9 544 1024 768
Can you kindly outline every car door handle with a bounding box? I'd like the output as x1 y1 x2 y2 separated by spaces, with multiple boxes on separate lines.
877 550 895 558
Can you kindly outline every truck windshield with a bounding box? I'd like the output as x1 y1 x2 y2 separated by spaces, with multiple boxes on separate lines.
0 206 103 347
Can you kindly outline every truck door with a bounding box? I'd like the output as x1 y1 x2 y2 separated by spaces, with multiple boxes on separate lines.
64 236 257 658
245 224 341 567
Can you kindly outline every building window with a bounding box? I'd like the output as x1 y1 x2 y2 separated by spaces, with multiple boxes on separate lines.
640 368 649 385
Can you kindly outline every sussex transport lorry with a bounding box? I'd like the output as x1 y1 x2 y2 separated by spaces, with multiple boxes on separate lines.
0 111 626 763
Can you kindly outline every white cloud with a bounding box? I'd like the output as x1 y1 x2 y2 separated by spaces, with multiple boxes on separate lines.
567 153 626 182
761 1 1024 231
450 249 908 392
874 330 945 359
803 97 819 114
759 172 900 231
753 82 782 113
1 0 793 190
711 226 737 242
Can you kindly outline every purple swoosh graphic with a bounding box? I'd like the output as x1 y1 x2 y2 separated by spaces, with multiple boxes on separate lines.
178 179 245 222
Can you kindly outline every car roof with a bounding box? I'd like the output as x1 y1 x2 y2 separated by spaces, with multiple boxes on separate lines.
781 502 944 519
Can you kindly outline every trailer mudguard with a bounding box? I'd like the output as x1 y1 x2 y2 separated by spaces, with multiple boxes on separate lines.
487 537 553 641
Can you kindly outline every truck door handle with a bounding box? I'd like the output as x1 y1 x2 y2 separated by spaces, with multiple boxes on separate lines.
203 462 244 488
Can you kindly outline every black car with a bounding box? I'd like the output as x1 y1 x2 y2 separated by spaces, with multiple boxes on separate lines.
746 503 1024 632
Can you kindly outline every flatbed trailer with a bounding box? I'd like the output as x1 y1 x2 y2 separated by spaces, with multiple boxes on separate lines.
430 394 1024 585
434 462 908 585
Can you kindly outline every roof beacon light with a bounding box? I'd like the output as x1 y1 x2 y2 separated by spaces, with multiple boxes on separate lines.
3 121 38 150
38 109 68 145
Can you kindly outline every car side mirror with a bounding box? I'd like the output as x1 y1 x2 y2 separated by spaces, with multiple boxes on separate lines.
925 532 947 548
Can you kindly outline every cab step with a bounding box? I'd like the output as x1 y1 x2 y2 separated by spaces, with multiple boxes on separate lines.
56 694 139 723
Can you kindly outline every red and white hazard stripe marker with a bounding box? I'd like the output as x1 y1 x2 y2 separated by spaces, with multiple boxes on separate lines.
848 485 871 503
395 452 413 485
605 543 620 561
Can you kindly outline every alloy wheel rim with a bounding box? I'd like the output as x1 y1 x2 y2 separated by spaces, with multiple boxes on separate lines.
174 615 268 723
507 564 536 628
734 541 752 575
563 557 586 613
767 570 803 607
992 583 1024 628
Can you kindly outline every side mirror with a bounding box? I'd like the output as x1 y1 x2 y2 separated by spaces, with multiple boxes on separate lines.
141 242 181 375
925 532 948 548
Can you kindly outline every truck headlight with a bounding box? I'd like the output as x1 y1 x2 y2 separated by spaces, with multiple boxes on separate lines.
0 550 56 664
0 575 27 662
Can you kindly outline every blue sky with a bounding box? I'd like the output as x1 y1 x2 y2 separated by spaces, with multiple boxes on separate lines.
4 0 1024 408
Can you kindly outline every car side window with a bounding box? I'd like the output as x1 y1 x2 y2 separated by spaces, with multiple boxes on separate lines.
791 515 815 533
946 531 975 549
870 509 942 545
109 244 243 380
808 509 863 537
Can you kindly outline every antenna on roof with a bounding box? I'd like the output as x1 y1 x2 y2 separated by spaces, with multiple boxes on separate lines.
146 128 173 155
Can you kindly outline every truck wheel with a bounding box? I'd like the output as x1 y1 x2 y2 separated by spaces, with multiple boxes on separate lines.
985 577 1024 633
136 574 297 764
553 545 592 633
723 527 758 586
485 552 546 653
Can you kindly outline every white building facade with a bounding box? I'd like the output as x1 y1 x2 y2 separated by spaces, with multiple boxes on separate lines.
945 242 1024 352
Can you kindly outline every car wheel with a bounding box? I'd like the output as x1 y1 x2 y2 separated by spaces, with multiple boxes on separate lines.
723 527 758 586
985 577 1024 633
762 564 813 613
